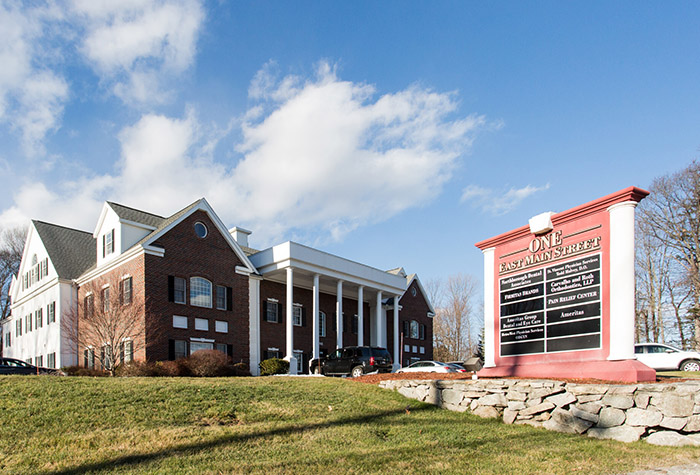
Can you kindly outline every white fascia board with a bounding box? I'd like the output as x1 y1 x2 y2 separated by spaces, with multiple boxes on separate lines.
119 218 157 232
250 241 407 295
142 198 258 275
93 202 113 238
11 276 60 307
406 274 437 315
143 245 165 257
75 246 143 285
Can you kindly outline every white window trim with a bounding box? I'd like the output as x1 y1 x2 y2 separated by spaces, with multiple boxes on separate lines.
173 315 188 329
293 305 303 327
215 320 228 333
194 318 209 331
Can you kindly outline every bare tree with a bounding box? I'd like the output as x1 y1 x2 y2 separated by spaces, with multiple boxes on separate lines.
638 161 700 349
0 226 27 320
62 275 150 375
431 274 480 362
635 218 669 343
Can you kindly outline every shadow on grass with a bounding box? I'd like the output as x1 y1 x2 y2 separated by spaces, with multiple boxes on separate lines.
44 406 436 475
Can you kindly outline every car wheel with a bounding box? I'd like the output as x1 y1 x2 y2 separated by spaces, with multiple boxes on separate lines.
351 366 364 378
680 360 700 372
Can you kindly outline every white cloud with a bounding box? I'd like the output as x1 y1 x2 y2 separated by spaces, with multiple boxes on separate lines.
0 2 68 156
1 62 489 246
461 183 550 216
71 0 204 104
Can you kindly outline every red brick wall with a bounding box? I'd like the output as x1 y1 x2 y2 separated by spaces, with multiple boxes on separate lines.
144 210 250 364
392 279 433 366
77 255 147 364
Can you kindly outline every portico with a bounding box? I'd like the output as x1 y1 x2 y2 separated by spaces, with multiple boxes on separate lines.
249 241 407 375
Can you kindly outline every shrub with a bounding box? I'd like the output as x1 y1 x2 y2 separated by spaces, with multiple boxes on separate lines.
156 360 191 377
115 361 159 377
184 350 231 377
62 366 109 377
259 358 289 376
231 362 251 377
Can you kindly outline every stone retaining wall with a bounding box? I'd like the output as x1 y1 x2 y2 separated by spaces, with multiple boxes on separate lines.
379 378 700 446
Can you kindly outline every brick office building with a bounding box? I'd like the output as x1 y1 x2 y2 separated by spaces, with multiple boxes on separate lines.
3 199 434 374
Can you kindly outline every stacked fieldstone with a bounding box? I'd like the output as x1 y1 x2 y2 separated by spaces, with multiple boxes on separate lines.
379 379 700 446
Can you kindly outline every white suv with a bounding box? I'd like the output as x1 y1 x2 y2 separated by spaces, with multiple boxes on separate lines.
634 343 700 372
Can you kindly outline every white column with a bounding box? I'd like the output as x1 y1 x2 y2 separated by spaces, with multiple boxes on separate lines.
375 291 383 347
357 286 364 346
393 296 400 370
608 201 638 361
483 247 496 368
312 274 320 361
285 267 297 374
336 280 343 348
248 275 262 376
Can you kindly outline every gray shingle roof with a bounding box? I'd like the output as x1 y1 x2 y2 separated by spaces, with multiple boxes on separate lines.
33 221 96 280
133 199 204 248
107 202 165 228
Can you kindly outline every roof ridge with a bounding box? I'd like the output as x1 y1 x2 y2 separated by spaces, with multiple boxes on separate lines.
107 201 165 219
33 220 91 235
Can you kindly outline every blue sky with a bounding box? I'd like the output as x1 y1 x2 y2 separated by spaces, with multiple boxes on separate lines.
1 1 699 291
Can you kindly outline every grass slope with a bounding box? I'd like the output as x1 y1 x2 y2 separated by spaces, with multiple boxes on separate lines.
0 376 698 474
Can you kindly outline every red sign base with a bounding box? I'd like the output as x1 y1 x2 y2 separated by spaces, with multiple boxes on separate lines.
477 360 656 383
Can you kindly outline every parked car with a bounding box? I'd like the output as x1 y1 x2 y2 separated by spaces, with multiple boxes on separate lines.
395 360 458 374
446 363 468 373
0 358 59 375
634 343 700 372
310 346 393 377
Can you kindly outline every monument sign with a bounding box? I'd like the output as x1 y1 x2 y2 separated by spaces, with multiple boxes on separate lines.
476 187 655 382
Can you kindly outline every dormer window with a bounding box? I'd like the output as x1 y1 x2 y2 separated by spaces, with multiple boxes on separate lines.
103 229 115 257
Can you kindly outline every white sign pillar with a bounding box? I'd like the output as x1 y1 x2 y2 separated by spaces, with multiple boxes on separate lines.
375 291 384 347
483 247 496 368
607 201 638 361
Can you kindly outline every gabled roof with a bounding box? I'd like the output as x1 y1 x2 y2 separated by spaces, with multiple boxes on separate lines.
133 199 202 249
107 202 165 228
33 221 96 280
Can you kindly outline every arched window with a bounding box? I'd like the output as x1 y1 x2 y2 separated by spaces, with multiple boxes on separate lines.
410 320 419 339
190 277 212 308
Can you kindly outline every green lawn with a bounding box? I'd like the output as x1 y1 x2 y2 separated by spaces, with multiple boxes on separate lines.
657 371 700 379
0 376 698 474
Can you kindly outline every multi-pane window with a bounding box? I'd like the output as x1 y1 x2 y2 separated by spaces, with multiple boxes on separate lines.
190 277 212 308
265 349 280 359
48 302 55 323
319 312 326 337
419 324 426 341
194 318 209 331
266 301 279 323
103 229 114 257
84 348 95 369
352 314 358 334
216 343 228 355
101 345 113 370
121 277 132 305
47 353 56 369
174 340 187 360
190 341 213 354
121 340 133 364
85 294 94 317
293 306 303 326
35 309 43 329
216 285 227 310
36 355 43 367
26 314 32 332
294 350 304 373
173 315 188 329
5 332 10 348
16 319 21 337
102 287 110 313
215 320 228 333
410 320 419 339
173 277 186 304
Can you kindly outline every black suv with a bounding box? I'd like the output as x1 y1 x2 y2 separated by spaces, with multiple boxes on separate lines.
310 346 393 377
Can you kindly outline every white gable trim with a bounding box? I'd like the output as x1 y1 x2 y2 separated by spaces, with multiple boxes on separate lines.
142 198 257 275
93 203 113 238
